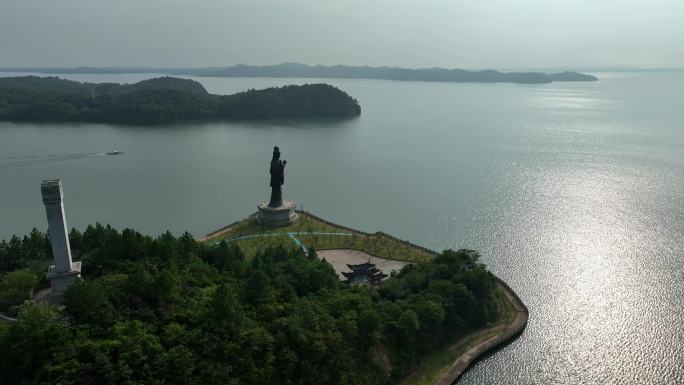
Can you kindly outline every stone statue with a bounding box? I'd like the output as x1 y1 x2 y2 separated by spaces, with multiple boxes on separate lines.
257 146 298 227
269 146 287 207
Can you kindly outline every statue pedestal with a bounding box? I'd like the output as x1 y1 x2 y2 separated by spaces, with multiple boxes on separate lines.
46 261 81 302
257 201 299 227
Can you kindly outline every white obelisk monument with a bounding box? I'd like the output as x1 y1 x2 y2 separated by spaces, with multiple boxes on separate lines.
41 179 81 301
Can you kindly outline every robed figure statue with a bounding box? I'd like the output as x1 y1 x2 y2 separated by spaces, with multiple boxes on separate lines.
257 145 298 227
268 146 287 207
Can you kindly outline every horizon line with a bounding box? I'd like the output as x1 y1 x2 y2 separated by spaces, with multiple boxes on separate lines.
1 63 683 73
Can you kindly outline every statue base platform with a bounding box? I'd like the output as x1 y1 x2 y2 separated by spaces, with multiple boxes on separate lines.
46 261 81 302
257 201 299 227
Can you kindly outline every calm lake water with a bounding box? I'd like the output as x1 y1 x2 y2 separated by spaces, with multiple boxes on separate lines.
1 71 683 384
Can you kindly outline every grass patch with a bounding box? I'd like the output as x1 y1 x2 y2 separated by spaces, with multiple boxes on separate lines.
202 212 434 262
398 286 519 385
298 233 431 262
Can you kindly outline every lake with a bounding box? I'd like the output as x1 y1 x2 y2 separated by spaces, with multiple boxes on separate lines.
1 71 682 384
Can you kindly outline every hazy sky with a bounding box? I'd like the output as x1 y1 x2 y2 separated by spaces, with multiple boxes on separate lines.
1 0 681 69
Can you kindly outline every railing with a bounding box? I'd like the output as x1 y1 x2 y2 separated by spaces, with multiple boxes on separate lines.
204 210 438 258
296 210 439 257
202 213 258 240
295 210 376 236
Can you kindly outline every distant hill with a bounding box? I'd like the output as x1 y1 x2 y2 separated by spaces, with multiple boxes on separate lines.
192 63 598 84
544 71 598 82
0 63 599 83
0 76 361 124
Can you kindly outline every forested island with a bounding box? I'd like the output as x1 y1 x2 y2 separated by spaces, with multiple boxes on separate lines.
1 63 598 84
0 225 502 385
0 76 361 124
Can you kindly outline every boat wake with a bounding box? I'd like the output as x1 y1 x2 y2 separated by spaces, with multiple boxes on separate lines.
0 150 124 169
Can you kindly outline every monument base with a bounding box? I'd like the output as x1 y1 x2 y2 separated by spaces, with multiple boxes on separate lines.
46 261 82 302
257 201 299 227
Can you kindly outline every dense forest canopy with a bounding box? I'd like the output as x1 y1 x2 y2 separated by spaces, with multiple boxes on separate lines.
0 76 361 124
0 226 499 385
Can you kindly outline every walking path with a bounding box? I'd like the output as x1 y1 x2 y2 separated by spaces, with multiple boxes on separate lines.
0 313 17 322
433 285 528 385
215 231 353 256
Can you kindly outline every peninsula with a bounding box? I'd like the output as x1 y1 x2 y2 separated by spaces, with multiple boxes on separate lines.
0 76 361 124
1 63 598 84
0 213 528 385
0 150 527 385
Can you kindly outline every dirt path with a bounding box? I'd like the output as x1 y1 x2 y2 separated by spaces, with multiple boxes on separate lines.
0 313 17 322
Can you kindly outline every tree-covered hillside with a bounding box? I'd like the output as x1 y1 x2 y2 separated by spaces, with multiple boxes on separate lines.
0 226 499 385
0 76 361 124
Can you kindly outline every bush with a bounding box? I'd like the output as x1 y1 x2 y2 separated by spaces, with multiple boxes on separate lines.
0 268 38 311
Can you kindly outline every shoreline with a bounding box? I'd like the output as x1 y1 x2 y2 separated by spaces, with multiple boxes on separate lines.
432 278 528 385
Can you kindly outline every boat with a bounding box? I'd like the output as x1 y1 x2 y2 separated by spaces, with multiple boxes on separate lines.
106 150 125 155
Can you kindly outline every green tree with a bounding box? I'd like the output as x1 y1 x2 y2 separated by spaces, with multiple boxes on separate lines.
63 279 118 328
358 308 382 349
397 309 420 345
417 299 445 332
209 283 245 326
0 303 69 384
163 345 198 385
154 269 180 303
0 268 38 310
246 271 272 305
108 320 164 384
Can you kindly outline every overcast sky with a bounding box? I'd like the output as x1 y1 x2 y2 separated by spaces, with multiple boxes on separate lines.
1 0 681 69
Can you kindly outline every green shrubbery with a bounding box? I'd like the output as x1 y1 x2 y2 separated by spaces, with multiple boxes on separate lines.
0 269 38 312
0 225 497 385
